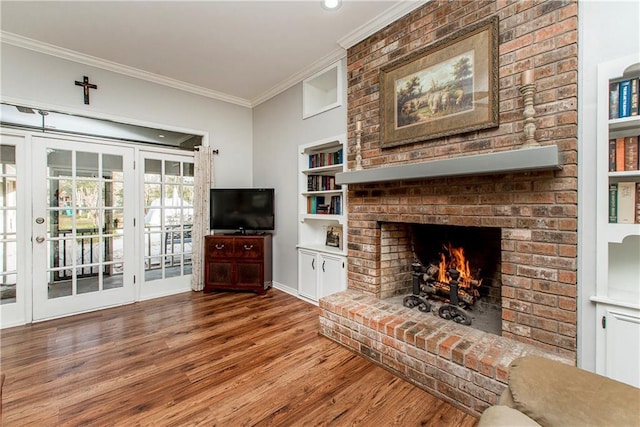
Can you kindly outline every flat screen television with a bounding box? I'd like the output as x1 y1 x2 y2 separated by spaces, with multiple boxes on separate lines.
210 188 275 233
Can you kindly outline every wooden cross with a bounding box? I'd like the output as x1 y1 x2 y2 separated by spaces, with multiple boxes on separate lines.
74 76 98 105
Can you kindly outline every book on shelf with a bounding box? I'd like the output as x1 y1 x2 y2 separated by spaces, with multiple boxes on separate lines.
624 136 639 171
330 195 341 215
609 135 640 171
307 196 325 214
609 77 640 119
609 183 618 223
308 148 343 169
307 174 339 192
631 78 639 116
619 79 632 118
616 137 626 171
617 181 637 224
609 139 616 172
610 82 619 119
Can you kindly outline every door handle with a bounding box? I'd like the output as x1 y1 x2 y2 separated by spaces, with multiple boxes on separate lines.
322 260 326 272
312 258 315 270
35 236 45 243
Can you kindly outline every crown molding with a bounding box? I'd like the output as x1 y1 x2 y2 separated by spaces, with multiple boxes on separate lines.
251 47 347 107
0 31 253 108
2 1 428 109
337 0 430 49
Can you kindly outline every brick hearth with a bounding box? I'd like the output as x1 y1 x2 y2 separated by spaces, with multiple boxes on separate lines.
319 290 572 416
318 0 578 417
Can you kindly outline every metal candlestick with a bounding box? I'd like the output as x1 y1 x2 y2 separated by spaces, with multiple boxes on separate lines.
519 83 539 147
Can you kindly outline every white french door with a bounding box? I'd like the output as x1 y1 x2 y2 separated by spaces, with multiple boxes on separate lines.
140 151 194 299
31 136 135 321
0 134 26 327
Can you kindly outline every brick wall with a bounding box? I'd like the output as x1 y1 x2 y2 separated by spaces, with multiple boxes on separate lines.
343 0 578 358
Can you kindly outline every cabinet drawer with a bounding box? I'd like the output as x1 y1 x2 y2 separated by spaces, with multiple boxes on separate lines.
206 237 235 258
235 240 263 259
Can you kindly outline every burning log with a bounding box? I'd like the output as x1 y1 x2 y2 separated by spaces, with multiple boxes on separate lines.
424 263 482 287
428 280 477 306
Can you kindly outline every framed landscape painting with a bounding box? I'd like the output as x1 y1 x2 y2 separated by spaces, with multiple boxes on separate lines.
379 16 499 148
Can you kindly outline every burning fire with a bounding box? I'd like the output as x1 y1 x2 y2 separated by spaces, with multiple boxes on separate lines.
437 243 482 289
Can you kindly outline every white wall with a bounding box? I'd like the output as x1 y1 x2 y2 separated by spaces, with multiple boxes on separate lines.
252 58 347 294
578 0 640 370
0 43 254 187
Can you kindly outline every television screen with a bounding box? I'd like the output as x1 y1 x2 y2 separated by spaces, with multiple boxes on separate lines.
210 188 275 232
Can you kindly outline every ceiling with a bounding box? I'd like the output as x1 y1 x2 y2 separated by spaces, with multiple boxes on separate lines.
0 1 425 108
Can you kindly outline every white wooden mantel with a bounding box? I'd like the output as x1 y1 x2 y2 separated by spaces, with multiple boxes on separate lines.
335 145 561 185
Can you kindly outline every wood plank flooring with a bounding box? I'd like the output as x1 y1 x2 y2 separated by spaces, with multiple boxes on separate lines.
0 289 478 426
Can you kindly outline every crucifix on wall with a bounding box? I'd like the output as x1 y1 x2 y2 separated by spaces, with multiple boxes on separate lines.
74 76 98 105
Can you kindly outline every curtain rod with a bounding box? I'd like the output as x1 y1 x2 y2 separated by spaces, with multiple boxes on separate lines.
195 146 219 155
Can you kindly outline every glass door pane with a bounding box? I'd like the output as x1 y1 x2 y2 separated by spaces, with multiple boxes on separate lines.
142 153 193 291
0 145 17 305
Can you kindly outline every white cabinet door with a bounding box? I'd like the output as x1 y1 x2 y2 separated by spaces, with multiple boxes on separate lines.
298 249 318 301
319 253 346 298
603 307 640 388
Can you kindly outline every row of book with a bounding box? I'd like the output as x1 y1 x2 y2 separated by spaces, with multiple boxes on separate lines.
610 78 639 119
307 195 341 215
308 148 343 169
609 135 639 171
609 182 639 224
307 174 341 192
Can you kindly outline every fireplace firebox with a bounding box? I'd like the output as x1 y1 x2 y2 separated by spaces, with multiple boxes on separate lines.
380 223 502 335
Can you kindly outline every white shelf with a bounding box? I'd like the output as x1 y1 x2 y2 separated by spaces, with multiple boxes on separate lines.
590 295 640 311
302 164 343 175
608 171 640 180
299 213 345 224
609 115 640 132
296 243 347 256
302 139 342 154
302 189 342 196
608 223 640 243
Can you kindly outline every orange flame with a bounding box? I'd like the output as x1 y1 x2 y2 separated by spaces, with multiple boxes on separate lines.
437 243 481 289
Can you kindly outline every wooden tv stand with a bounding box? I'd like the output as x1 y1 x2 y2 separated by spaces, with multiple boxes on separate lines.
203 234 272 294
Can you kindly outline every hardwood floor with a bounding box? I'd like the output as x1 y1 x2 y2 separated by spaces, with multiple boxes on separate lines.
1 289 478 426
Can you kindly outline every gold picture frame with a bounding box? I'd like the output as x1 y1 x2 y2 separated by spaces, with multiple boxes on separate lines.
379 16 499 148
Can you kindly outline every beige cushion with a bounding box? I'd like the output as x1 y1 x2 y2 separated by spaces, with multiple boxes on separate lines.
478 405 540 427
508 356 640 427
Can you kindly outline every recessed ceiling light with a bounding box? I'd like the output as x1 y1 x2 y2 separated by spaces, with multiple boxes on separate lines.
158 134 165 138
321 0 342 11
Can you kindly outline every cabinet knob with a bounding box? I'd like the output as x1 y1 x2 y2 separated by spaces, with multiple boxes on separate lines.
244 244 254 250
215 244 224 250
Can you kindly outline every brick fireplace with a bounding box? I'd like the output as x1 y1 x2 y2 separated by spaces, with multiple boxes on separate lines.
318 0 578 417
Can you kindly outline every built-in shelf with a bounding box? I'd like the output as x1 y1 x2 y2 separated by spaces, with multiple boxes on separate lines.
296 243 346 256
302 61 342 119
336 145 561 185
299 213 345 224
608 223 640 243
589 295 640 311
